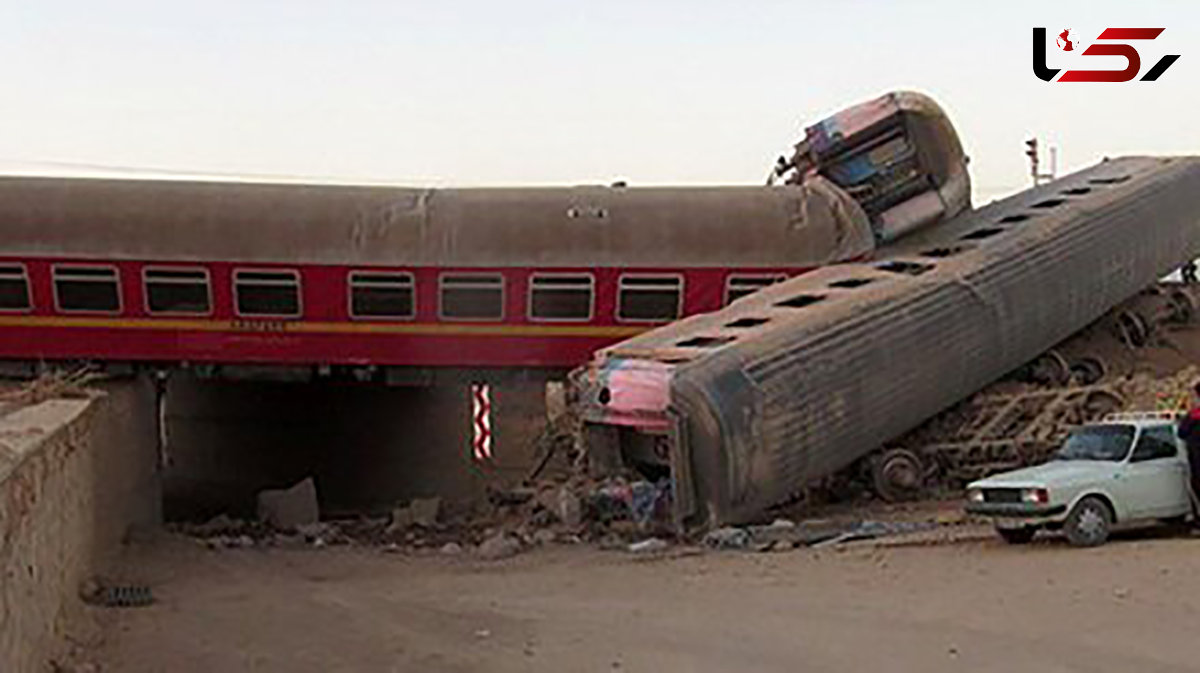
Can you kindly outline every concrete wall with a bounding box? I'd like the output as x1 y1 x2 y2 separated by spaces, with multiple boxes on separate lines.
0 381 160 673
162 375 548 519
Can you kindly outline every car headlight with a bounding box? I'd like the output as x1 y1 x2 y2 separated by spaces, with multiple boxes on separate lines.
967 488 985 503
1021 487 1050 504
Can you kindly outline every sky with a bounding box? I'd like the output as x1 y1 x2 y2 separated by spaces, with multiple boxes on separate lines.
0 0 1196 202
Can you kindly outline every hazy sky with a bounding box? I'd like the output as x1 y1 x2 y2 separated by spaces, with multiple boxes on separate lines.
0 0 1196 201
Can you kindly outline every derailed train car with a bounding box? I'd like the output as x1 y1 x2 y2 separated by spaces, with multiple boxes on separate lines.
579 156 1200 531
0 91 967 372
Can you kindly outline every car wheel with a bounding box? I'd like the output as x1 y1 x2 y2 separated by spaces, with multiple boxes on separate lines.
1064 496 1112 547
996 526 1037 544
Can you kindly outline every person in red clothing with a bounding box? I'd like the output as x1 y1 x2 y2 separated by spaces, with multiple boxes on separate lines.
1176 382 1200 513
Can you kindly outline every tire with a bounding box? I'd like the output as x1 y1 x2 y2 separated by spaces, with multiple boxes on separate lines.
996 526 1037 544
1064 496 1113 547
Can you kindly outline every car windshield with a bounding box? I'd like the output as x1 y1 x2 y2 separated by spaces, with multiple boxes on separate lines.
1054 424 1135 461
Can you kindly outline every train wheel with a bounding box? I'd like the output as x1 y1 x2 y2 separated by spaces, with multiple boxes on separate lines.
871 448 925 502
1068 356 1106 385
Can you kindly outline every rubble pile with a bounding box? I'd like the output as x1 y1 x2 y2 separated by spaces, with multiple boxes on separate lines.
1116 365 1200 411
171 473 681 559
170 473 971 560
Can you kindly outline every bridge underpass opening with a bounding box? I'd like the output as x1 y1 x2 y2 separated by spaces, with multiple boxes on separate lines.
159 373 552 522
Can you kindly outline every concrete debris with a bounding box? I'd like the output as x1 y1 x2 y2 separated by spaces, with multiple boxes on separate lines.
410 497 441 527
256 477 320 530
191 513 239 536
296 522 335 539
556 487 583 528
627 538 670 554
387 507 414 534
440 542 463 555
478 532 522 560
385 496 442 536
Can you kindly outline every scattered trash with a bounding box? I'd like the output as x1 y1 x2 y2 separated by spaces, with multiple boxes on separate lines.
80 580 154 608
256 477 319 530
809 520 937 549
703 527 752 550
627 538 670 554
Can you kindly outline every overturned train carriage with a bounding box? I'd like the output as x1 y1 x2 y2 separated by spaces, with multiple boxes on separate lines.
580 156 1200 531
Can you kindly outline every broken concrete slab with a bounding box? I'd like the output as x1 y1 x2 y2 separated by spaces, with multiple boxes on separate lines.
256 477 319 530
410 497 441 527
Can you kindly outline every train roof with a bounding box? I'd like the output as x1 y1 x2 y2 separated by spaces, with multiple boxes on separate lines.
597 156 1199 366
0 174 874 268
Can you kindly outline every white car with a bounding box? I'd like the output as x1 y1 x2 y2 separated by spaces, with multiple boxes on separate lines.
965 412 1193 546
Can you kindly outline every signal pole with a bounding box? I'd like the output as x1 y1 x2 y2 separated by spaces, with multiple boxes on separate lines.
1025 137 1058 186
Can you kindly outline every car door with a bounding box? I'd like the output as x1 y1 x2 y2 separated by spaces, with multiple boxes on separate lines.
1121 425 1190 518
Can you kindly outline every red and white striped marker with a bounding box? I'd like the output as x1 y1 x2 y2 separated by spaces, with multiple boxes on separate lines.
471 383 493 461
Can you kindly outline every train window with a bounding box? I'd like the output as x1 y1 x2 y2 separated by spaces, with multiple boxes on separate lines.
876 261 934 276
775 293 824 308
529 273 593 321
921 246 971 258
1031 198 1066 209
440 273 504 321
144 267 211 315
617 274 682 322
0 264 31 311
725 274 787 305
349 271 415 319
960 227 1004 241
53 265 121 313
828 278 874 289
676 335 736 348
234 269 301 317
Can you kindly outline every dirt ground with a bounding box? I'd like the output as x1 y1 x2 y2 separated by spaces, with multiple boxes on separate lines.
85 526 1200 673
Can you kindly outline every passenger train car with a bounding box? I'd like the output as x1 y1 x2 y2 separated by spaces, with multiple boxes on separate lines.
0 91 968 377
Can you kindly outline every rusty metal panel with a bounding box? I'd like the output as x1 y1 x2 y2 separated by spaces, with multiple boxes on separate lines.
595 156 1200 530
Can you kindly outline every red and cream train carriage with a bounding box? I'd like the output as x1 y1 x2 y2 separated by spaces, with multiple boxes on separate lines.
0 176 873 373
0 91 969 377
